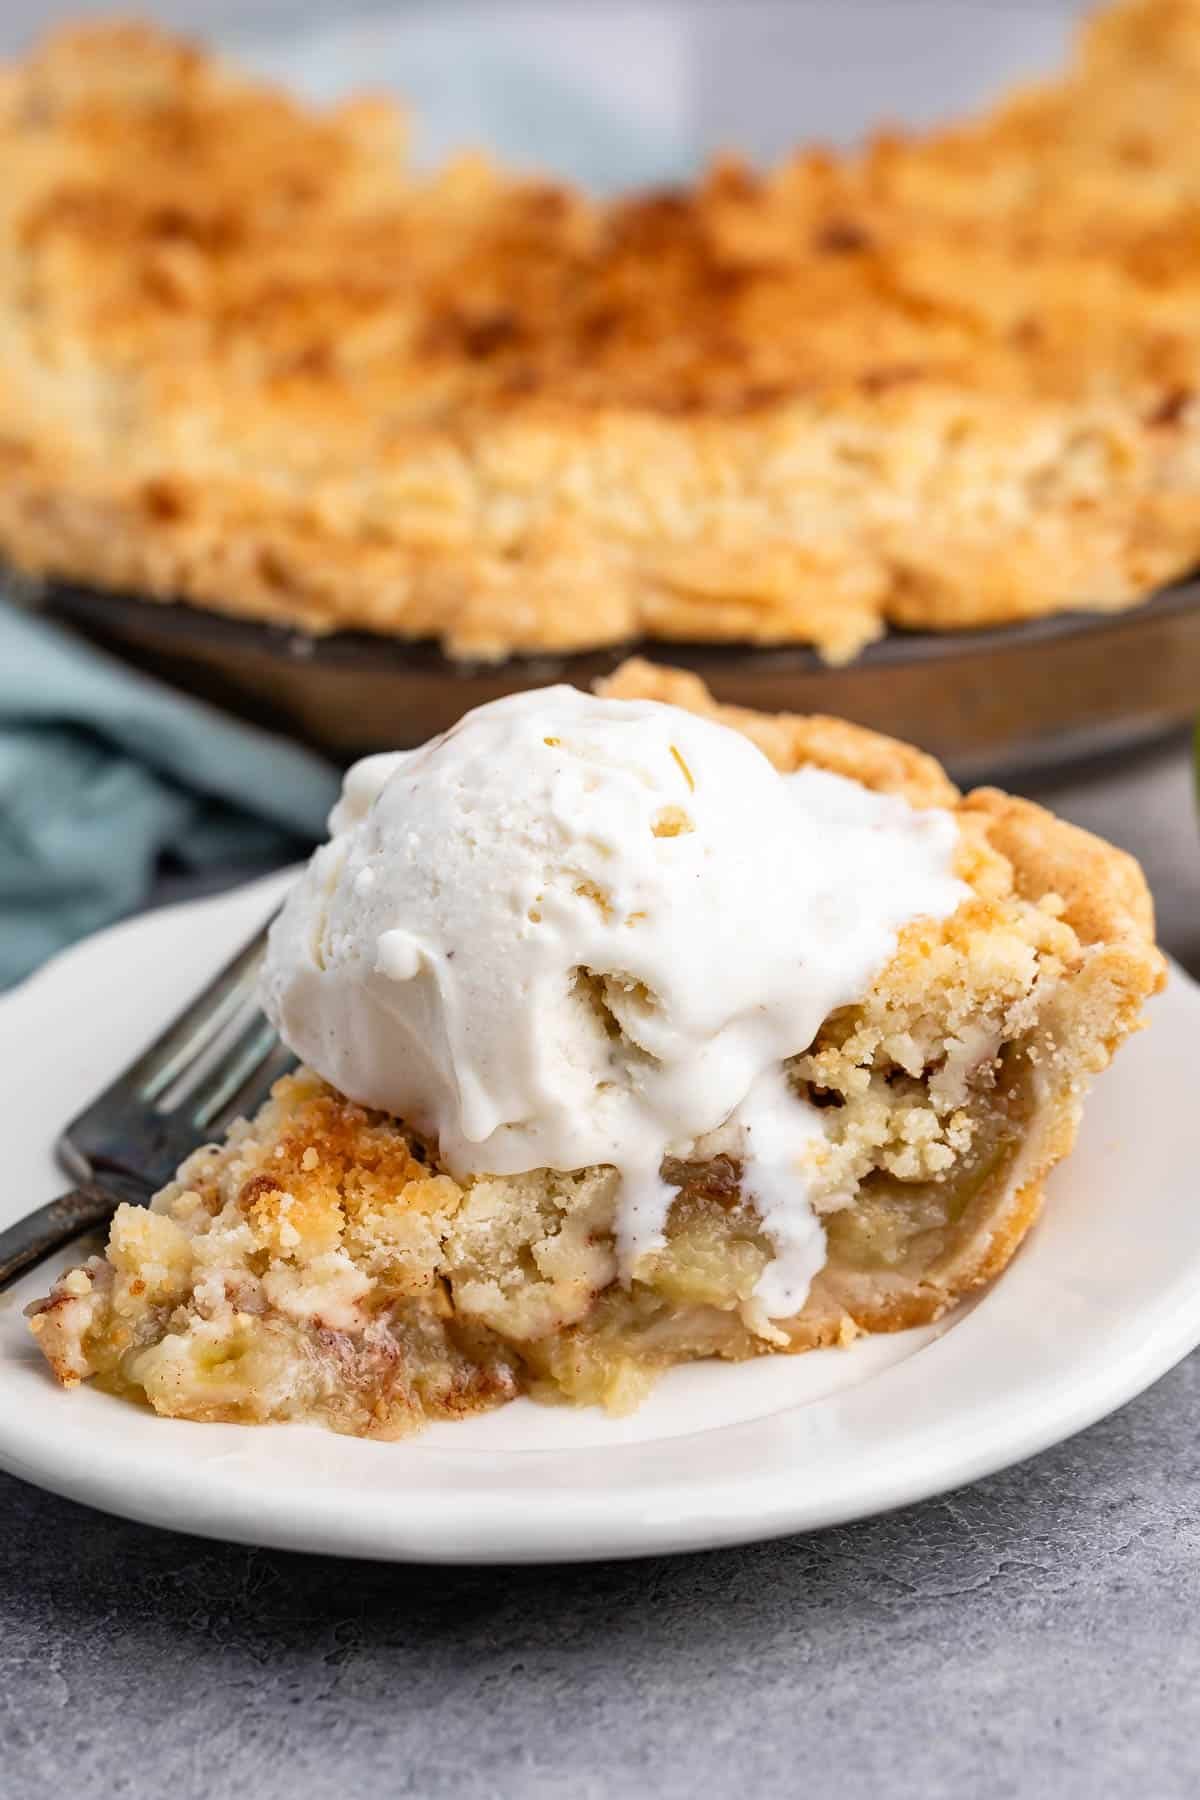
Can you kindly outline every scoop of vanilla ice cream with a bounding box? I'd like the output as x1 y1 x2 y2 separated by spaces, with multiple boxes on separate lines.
261 686 965 1315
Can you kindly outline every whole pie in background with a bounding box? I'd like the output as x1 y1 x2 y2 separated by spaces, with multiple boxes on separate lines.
3 0 1200 664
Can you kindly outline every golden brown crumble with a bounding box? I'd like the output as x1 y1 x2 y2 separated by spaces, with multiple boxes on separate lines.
4 3 1200 659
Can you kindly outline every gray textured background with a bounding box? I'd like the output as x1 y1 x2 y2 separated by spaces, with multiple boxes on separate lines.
4 3 1199 1795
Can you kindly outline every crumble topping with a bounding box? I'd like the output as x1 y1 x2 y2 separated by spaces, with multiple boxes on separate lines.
3 3 1200 658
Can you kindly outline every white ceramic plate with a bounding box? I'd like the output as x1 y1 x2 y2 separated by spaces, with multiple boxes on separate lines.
2 872 1198 1563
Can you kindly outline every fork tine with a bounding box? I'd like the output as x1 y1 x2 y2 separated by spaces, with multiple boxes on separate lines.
204 1037 298 1141
124 925 272 1103
52 909 289 1220
190 1012 284 1132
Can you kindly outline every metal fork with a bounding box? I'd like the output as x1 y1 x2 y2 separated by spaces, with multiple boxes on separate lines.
0 916 294 1291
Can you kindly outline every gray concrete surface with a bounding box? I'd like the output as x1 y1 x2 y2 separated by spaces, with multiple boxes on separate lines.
3 1352 1198 1797
3 2 1199 1794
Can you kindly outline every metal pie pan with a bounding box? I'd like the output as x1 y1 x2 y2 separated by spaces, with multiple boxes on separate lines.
38 578 1200 783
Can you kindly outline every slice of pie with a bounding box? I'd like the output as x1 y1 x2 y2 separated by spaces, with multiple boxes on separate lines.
27 662 1164 1437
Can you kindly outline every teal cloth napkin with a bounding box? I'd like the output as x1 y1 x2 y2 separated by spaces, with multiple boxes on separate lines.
0 602 340 988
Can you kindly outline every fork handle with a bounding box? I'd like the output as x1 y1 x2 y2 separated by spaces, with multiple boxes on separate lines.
0 1184 123 1292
